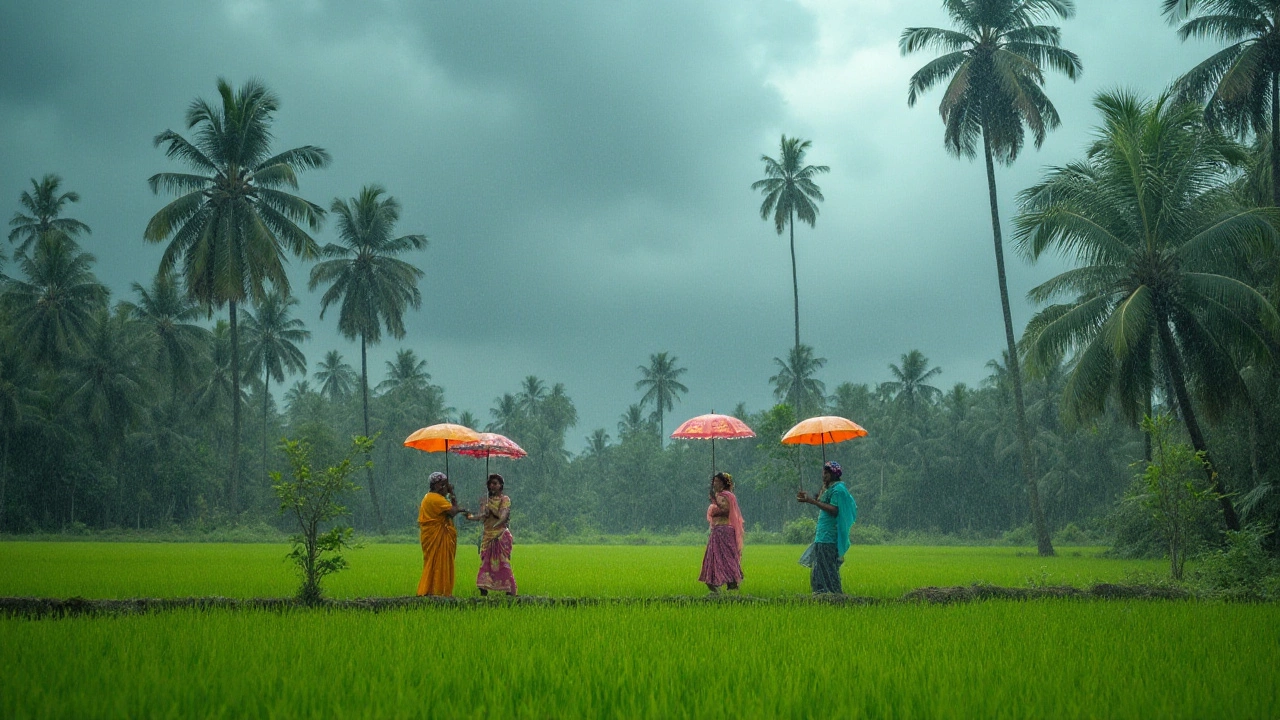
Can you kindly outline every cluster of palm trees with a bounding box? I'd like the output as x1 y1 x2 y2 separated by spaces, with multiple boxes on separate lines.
750 0 1280 555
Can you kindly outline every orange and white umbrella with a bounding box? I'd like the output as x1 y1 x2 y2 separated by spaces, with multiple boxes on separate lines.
781 415 868 489
404 423 481 477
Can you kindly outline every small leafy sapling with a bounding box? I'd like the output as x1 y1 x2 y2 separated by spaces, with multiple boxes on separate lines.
1136 415 1217 581
272 435 374 603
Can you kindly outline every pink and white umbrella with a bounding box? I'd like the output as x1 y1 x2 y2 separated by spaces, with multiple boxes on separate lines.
450 432 527 476
670 413 755 475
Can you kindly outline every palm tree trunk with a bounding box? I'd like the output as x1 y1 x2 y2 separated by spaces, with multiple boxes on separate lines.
229 300 241 514
1155 316 1242 531
983 128 1054 557
1271 71 1279 207
0 431 8 533
788 209 801 391
262 369 270 480
361 334 386 534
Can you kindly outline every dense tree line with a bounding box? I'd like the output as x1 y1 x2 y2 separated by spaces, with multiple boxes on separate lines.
2 0 1280 560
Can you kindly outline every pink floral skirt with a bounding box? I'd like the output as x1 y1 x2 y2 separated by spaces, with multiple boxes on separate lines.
698 524 743 587
477 529 517 595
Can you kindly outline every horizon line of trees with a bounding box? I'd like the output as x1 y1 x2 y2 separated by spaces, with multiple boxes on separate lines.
0 0 1278 564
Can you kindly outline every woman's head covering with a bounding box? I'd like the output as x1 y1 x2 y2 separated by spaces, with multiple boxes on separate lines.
823 461 843 478
428 471 448 484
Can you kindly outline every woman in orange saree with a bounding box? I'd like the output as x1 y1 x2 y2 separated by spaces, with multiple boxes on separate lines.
417 472 468 596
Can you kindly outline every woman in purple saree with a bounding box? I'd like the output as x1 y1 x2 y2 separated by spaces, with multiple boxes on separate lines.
465 473 518 596
699 472 745 593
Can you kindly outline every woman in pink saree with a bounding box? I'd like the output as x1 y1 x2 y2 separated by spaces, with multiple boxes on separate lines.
699 472 744 593
465 473 518 596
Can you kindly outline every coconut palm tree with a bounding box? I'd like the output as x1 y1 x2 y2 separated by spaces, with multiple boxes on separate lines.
489 393 521 434
635 351 689 440
883 350 944 410
1164 0 1280 206
518 376 549 415
770 344 827 416
901 0 1082 556
309 184 425 531
66 307 149 523
146 78 330 512
242 290 310 476
376 349 430 394
1 233 108 370
0 345 37 531
752 136 830 352
123 271 208 402
313 350 357 402
8 174 91 255
1015 90 1280 532
618 404 652 440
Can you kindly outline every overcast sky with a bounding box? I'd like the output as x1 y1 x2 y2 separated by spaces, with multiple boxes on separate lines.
0 0 1219 448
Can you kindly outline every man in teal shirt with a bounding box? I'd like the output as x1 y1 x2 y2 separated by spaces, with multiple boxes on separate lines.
797 461 856 594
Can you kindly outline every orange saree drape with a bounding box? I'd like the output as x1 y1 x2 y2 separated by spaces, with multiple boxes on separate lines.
417 492 457 596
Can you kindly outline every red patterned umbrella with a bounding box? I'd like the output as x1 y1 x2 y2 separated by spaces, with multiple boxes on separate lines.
670 413 756 475
450 432 527 476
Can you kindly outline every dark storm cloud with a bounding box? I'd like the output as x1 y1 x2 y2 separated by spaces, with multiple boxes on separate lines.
0 0 1220 446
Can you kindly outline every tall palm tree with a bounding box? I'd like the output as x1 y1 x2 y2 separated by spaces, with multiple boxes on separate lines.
769 344 827 415
456 410 479 430
1 233 108 370
618 404 652 440
752 136 830 352
309 184 426 532
1016 90 1280 532
883 350 944 410
489 393 521 434
242 290 310 476
123 271 208 402
313 350 356 402
66 307 149 523
146 78 330 513
0 346 37 531
542 383 579 437
376 349 430 394
1164 0 1280 206
585 428 611 458
902 0 1082 557
635 351 689 440
8 174 91 255
517 376 548 415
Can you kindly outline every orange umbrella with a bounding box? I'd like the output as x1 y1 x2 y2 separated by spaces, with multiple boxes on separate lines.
781 415 868 489
404 423 481 477
670 413 755 475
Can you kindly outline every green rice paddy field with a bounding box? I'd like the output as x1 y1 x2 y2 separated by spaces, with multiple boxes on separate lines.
2 542 1278 718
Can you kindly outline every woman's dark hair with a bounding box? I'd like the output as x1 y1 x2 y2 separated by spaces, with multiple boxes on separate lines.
487 473 505 490
712 472 733 491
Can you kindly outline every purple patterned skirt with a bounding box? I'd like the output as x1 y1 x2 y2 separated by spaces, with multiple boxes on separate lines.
477 529 518 595
698 524 743 587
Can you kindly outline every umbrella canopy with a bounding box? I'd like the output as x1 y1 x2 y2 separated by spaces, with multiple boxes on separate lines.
781 416 868 447
404 423 481 452
670 414 756 440
670 413 756 475
450 432 527 480
450 432 527 459
404 423 481 477
781 415 868 490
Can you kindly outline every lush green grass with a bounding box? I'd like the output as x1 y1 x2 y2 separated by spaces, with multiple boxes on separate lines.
0 542 1167 599
3 601 1277 719
6 542 1271 719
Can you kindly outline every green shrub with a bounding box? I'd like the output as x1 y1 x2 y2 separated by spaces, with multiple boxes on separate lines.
1191 525 1280 599
782 517 816 544
849 524 887 545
